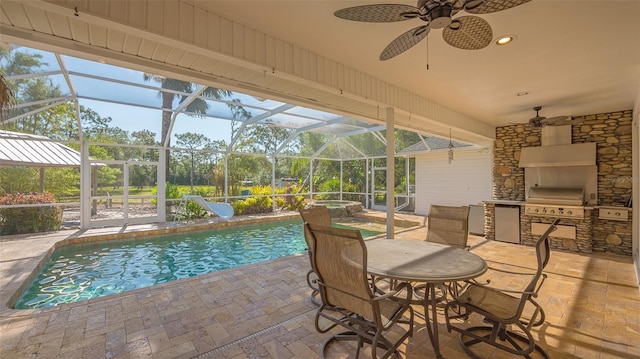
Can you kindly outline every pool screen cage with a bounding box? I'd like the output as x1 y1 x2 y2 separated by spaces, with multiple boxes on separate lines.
0 45 469 230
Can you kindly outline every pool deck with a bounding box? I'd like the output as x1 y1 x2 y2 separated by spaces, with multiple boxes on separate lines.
0 210 639 358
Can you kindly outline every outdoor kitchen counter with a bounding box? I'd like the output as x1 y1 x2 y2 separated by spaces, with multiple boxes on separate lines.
483 200 525 205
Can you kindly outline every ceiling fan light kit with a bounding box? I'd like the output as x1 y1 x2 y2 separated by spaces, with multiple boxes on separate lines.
334 0 531 60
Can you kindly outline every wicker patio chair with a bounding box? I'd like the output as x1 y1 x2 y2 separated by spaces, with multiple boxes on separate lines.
306 223 414 359
443 218 560 359
299 206 332 306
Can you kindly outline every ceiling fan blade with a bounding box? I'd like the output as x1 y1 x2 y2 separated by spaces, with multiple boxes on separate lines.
540 115 578 126
465 0 531 14
442 16 492 50
380 25 430 61
334 4 421 22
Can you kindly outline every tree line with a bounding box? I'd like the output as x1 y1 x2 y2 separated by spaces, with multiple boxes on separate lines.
0 47 419 200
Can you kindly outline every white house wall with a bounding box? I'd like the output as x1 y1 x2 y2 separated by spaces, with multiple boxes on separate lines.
414 149 492 216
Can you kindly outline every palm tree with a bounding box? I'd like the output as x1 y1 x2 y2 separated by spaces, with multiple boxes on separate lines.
143 74 233 178
1 72 16 122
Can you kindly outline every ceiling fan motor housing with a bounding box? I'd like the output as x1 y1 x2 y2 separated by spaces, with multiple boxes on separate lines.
429 4 454 28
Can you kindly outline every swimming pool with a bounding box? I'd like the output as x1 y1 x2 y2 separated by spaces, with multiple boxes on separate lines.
14 219 383 309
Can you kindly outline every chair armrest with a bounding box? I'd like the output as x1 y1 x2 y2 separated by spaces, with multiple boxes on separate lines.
372 281 413 305
485 265 536 276
466 265 536 287
462 273 548 298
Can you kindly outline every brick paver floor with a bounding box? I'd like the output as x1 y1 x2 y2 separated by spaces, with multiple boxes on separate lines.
1 211 638 358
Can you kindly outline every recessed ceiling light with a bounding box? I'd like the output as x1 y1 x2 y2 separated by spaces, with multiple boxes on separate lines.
496 35 516 46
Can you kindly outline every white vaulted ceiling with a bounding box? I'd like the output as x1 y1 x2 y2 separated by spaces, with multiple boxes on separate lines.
196 0 640 124
1 0 639 146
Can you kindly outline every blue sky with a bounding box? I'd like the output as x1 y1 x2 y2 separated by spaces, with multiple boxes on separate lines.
5 45 397 152
7 46 234 144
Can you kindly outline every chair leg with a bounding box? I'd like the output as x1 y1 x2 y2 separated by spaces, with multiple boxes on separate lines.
318 308 413 359
521 298 546 328
322 330 402 359
457 324 549 359
307 270 321 306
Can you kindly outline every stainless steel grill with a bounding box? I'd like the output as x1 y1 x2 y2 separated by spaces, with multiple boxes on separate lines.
525 187 585 219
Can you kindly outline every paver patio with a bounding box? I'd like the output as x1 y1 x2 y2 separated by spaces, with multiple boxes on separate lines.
0 211 638 358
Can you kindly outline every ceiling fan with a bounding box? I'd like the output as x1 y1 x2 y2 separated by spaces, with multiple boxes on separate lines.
527 106 575 128
334 0 531 60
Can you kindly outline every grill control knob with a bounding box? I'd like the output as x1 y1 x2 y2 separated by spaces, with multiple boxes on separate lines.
567 211 573 215
550 209 555 214
534 208 539 213
542 209 547 214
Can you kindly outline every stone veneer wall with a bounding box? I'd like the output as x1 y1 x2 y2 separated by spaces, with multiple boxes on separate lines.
491 109 634 255
572 110 634 205
484 202 496 241
522 210 594 253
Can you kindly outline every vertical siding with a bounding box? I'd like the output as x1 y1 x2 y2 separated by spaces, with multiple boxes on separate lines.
415 149 492 215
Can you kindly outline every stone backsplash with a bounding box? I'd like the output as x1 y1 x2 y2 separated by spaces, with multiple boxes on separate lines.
491 109 633 255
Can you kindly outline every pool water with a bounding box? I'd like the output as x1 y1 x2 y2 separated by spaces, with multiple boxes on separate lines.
15 219 383 309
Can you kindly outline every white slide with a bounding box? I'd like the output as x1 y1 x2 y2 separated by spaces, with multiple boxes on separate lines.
183 195 234 220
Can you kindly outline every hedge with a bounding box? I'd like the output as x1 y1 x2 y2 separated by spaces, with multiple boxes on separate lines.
0 193 62 235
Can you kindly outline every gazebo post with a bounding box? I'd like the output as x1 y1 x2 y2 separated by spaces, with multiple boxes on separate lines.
39 167 44 193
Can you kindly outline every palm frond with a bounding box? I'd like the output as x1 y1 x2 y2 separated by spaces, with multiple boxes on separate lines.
0 72 16 122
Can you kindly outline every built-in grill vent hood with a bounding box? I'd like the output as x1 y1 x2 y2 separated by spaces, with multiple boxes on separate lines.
518 126 596 168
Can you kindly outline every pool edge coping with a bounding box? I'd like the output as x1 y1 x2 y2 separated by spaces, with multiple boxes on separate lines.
1 211 423 311
3 213 302 310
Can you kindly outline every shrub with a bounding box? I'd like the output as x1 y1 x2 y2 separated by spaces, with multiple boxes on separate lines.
277 186 305 211
233 196 272 215
231 185 305 215
182 200 208 219
0 193 62 235
152 183 209 220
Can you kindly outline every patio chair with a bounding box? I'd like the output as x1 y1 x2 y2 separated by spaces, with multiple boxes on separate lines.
306 223 414 359
299 206 332 306
414 204 471 303
443 218 560 359
426 204 470 249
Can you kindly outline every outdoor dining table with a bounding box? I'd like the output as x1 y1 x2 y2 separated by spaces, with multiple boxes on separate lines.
366 239 488 359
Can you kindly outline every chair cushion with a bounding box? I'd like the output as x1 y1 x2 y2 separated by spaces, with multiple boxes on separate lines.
456 284 520 321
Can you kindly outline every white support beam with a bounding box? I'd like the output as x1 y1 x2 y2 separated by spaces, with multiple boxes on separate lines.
311 136 337 158
4 99 71 124
386 107 395 238
163 85 207 148
11 96 71 110
55 54 82 142
336 125 386 138
227 103 294 154
274 116 349 155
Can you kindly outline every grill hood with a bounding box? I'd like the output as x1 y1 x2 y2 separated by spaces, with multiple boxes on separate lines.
518 126 596 168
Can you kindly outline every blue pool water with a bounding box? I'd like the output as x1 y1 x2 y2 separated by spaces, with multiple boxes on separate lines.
15 219 382 309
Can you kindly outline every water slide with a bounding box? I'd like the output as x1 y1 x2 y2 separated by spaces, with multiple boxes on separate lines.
183 195 234 220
